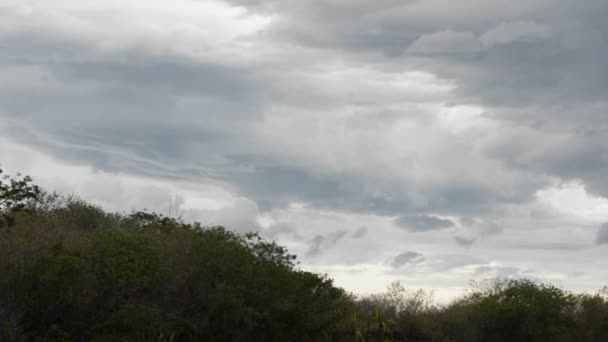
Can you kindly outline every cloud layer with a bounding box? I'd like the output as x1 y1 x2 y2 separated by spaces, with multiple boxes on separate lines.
1 0 607 297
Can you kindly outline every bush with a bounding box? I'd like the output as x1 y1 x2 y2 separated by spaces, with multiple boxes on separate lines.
2 169 607 341
0 189 350 341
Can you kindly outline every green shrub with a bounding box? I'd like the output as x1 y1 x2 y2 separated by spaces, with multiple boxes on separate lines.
1 169 607 341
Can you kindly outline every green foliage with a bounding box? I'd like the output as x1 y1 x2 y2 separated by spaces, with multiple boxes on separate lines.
345 282 437 341
467 279 577 341
92 304 167 342
1 168 607 341
429 279 608 342
0 167 42 227
573 288 608 341
0 176 350 341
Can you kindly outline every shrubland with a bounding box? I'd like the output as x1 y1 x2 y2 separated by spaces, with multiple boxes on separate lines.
1 167 607 341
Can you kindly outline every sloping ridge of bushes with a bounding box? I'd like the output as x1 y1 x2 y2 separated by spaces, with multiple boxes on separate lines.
1 167 608 341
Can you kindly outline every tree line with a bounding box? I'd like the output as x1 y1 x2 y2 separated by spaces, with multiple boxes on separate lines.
1 167 607 341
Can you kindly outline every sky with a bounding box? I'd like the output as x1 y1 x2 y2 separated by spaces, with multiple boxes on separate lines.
1 0 607 301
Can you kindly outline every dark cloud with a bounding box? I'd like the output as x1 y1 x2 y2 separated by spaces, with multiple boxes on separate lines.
390 251 425 268
0 36 270 185
454 235 477 247
263 222 298 239
597 223 608 245
351 226 369 239
227 0 422 53
395 215 454 232
305 230 347 257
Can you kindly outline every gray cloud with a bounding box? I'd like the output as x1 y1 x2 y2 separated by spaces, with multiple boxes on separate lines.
473 265 509 276
480 21 552 47
1 0 608 297
430 254 485 272
1 0 605 218
473 265 528 278
390 251 425 268
597 223 608 245
408 30 481 55
232 0 608 199
0 0 561 218
454 235 477 248
351 226 369 239
262 222 299 239
305 230 348 257
395 215 455 232
210 198 262 234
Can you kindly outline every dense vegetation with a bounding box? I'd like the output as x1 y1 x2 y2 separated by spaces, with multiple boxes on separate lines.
1 167 607 341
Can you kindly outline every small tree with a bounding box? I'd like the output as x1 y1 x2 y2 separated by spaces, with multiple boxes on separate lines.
0 167 42 226
468 278 577 342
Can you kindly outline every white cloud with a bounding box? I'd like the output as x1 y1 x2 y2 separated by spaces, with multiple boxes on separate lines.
437 105 488 133
210 197 262 233
0 135 247 223
0 0 272 63
536 181 608 222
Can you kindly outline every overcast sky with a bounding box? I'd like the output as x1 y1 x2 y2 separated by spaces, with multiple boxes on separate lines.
1 0 607 300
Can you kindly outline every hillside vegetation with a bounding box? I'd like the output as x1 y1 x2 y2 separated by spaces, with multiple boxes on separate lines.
1 167 607 341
